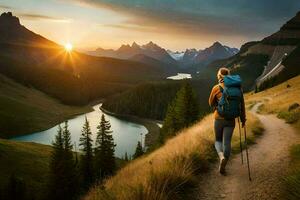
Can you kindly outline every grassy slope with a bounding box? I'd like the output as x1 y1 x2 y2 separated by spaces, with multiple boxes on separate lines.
85 78 300 200
246 75 300 199
0 74 91 138
0 139 52 200
85 110 262 200
246 75 300 129
0 140 126 200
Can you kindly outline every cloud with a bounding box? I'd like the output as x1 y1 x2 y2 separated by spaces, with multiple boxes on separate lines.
103 23 157 32
0 4 12 9
19 13 70 22
67 0 300 39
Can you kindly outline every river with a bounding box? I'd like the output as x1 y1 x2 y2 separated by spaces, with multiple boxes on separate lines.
12 104 148 158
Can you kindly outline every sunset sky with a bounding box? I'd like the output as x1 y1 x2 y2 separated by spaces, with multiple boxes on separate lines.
1 0 300 51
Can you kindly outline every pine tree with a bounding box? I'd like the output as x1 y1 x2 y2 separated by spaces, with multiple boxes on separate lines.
95 114 116 179
133 141 144 159
61 121 79 200
48 122 79 200
7 173 27 200
63 121 73 151
161 81 199 140
79 116 94 189
48 124 65 199
161 102 177 140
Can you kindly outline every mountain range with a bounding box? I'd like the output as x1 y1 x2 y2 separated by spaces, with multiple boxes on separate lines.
88 41 239 68
0 10 299 107
0 12 169 105
168 42 239 67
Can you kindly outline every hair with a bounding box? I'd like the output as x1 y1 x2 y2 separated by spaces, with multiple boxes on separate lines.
217 67 230 80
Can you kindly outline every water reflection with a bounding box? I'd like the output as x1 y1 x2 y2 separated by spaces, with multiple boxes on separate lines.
12 104 148 158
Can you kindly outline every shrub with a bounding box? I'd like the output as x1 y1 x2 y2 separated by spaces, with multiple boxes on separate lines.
277 110 300 124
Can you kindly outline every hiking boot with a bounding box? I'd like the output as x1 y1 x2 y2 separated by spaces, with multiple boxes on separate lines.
219 158 228 175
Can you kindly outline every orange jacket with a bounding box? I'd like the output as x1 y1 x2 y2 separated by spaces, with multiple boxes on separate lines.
208 83 246 123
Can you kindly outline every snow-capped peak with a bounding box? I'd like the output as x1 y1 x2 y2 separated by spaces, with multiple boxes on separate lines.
167 50 185 61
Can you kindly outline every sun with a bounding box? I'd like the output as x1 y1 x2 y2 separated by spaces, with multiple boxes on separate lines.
64 43 73 52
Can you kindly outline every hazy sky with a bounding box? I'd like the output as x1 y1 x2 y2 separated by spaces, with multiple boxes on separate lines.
1 0 299 51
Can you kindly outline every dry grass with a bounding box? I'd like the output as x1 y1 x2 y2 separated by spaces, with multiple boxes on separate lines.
246 75 300 129
247 75 300 199
85 111 261 200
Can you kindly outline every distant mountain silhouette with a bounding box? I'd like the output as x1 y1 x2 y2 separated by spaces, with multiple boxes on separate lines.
167 50 185 61
193 42 238 65
91 41 238 68
89 41 178 66
0 12 168 105
0 12 57 47
166 42 238 67
181 49 198 65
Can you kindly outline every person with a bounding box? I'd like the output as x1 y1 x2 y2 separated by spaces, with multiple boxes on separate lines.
208 67 246 174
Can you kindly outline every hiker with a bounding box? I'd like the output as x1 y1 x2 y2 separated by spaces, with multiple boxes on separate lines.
209 67 246 174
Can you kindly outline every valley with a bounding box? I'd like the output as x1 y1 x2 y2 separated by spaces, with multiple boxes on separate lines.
0 6 299 200
12 103 149 158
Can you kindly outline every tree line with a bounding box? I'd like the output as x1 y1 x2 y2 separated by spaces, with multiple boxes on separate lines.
102 80 211 121
47 114 145 200
160 81 200 142
46 115 115 200
3 81 199 200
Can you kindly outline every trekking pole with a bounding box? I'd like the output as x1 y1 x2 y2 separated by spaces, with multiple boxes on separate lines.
243 124 252 181
237 118 244 164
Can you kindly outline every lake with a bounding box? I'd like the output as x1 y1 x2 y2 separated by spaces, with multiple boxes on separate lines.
12 104 148 158
167 73 192 80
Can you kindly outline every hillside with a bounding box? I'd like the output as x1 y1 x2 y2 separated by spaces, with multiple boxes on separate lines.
103 51 268 122
100 11 300 122
84 108 262 200
0 12 168 105
246 75 300 129
0 74 90 138
85 75 300 200
194 11 300 91
0 139 52 200
101 80 212 121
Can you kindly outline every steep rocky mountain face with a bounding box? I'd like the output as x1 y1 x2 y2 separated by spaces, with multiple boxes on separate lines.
196 11 300 91
251 11 300 86
262 11 300 45
0 12 167 105
89 41 178 66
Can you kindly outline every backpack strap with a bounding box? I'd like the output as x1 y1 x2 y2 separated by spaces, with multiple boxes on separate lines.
218 84 224 93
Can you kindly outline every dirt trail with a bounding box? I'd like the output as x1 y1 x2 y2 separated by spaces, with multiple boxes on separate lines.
197 103 300 200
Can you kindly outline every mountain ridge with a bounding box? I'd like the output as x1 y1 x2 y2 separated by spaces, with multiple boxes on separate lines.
0 12 168 105
89 41 178 66
88 41 239 68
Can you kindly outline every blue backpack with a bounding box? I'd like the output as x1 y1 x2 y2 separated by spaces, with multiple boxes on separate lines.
217 75 242 119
